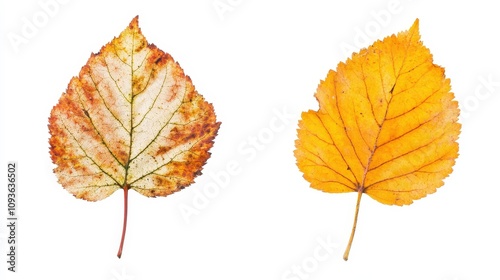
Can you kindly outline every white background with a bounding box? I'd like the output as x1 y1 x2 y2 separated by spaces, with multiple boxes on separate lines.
1 1 499 280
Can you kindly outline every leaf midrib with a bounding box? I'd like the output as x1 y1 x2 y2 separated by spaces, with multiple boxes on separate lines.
123 29 136 189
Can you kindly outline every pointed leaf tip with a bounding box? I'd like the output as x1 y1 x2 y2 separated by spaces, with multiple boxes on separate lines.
129 15 139 29
411 18 419 30
406 18 421 41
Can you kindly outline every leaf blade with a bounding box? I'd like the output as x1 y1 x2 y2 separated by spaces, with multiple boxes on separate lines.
49 16 220 200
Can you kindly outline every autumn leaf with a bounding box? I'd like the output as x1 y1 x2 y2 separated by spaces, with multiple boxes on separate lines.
294 19 460 260
48 16 220 258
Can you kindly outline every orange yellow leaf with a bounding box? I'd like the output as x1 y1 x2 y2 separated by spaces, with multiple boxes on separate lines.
294 19 460 260
48 16 220 258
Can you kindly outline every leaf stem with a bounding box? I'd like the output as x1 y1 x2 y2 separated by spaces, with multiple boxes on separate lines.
117 184 129 258
343 189 363 261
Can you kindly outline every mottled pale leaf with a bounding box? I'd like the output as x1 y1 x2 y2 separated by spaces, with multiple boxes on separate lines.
49 16 220 257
